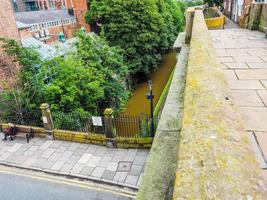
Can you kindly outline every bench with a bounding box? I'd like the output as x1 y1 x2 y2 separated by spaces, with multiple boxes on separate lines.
15 126 33 143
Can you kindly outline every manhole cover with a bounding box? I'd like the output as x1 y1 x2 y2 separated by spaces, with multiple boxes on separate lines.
117 161 132 172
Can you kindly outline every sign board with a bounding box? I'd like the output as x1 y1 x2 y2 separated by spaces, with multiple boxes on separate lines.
42 116 48 124
92 116 102 126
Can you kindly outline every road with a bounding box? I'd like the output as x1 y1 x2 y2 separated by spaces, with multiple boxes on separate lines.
0 165 135 200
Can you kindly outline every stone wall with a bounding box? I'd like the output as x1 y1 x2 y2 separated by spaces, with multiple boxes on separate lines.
173 9 266 199
259 4 267 31
137 34 189 200
0 0 19 40
248 3 267 32
0 123 152 149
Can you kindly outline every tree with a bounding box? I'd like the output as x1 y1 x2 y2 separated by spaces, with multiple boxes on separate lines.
42 33 129 114
86 0 184 75
0 38 44 114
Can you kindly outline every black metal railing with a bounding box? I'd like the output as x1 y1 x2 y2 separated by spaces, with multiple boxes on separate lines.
52 111 157 138
0 109 159 138
52 111 106 134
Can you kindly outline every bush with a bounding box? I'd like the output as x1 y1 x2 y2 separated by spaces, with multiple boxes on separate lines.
86 0 185 75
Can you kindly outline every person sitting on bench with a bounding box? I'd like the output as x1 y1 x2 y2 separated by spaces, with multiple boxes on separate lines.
2 123 17 141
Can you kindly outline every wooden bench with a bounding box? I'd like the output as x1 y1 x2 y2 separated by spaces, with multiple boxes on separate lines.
15 126 33 143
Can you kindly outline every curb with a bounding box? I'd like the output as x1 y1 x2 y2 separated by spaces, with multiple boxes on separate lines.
0 161 139 192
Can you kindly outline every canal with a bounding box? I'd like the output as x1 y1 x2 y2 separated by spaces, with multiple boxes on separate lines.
123 50 177 116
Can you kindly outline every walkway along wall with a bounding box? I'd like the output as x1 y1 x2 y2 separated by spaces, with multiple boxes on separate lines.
173 9 266 199
137 8 267 200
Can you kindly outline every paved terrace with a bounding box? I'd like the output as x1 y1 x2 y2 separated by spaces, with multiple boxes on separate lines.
0 134 148 189
211 28 267 181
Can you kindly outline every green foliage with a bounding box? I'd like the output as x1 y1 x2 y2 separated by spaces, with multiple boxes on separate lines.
153 66 174 117
203 0 223 7
0 34 129 120
42 33 129 115
185 0 204 7
86 0 185 75
0 38 44 114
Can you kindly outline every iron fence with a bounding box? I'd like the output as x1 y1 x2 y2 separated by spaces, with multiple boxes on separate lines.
52 111 158 138
0 110 43 127
0 109 159 138
52 111 106 134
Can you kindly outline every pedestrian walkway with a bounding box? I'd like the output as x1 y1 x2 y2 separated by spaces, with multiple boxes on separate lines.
224 17 239 29
210 28 267 181
0 133 148 189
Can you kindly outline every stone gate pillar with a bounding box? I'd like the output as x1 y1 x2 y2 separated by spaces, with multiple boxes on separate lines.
40 103 55 140
103 108 116 148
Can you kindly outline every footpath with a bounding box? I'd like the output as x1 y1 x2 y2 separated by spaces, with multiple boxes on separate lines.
211 27 267 181
0 133 149 189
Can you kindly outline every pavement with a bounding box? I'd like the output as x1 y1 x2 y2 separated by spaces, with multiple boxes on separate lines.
0 165 134 200
210 27 267 181
0 133 149 189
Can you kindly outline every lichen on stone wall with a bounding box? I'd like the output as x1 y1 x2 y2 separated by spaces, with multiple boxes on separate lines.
173 9 267 200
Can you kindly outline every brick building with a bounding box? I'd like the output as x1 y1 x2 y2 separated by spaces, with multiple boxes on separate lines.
223 0 267 26
15 9 78 43
223 0 251 22
13 0 67 12
0 0 19 40
66 0 90 32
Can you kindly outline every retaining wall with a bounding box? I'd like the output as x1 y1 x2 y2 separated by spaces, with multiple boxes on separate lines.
137 34 189 200
173 9 267 199
0 123 152 148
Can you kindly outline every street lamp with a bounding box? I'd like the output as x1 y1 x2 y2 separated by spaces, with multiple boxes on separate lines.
146 80 155 137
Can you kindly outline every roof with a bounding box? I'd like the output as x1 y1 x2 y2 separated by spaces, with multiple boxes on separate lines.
21 37 58 60
16 21 30 29
15 9 76 24
21 37 78 60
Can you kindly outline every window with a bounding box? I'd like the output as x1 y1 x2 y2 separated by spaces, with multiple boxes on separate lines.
253 0 267 2
25 2 39 11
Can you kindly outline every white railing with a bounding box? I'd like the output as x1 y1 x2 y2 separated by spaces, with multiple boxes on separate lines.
29 18 76 32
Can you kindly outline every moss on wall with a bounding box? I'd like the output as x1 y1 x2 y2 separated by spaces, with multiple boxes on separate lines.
173 9 267 199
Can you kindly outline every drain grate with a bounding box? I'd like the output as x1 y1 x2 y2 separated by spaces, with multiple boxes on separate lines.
117 161 132 172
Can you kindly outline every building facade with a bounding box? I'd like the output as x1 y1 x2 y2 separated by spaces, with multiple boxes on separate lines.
224 0 267 27
66 0 90 32
13 0 67 12
224 0 252 22
1 0 20 40
15 9 78 43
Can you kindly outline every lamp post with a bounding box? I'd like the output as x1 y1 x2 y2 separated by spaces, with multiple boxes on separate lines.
146 80 155 137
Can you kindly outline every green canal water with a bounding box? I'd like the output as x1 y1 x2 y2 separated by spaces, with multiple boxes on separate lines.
123 50 177 116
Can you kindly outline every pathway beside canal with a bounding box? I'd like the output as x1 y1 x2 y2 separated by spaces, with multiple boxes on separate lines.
123 50 177 116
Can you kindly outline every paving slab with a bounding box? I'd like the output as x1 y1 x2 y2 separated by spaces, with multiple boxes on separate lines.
222 62 248 69
247 63 267 68
212 29 267 179
231 90 264 106
0 134 148 189
254 132 267 160
228 80 264 89
257 90 267 106
240 107 267 131
235 69 267 80
223 70 237 80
